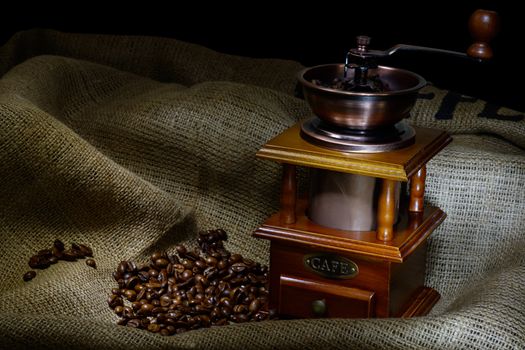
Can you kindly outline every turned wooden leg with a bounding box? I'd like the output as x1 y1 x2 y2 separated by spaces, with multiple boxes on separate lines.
409 166 426 213
377 179 396 241
280 164 297 224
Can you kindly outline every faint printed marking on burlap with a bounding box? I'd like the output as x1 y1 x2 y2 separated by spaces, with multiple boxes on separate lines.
433 91 477 120
417 93 435 100
478 103 524 122
419 91 524 121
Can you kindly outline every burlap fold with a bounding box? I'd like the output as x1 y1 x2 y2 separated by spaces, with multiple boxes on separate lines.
0 29 523 349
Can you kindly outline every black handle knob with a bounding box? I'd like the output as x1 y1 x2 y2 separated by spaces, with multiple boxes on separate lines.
312 299 327 317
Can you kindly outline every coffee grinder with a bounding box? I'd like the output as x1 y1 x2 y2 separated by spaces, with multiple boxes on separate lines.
253 10 498 318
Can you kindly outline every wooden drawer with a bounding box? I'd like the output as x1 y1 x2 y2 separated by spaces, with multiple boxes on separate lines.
279 275 375 318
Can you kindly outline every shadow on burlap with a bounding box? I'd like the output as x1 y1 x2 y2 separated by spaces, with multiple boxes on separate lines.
0 29 523 349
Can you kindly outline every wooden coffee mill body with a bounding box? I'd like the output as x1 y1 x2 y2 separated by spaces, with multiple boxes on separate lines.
253 124 451 318
252 9 497 319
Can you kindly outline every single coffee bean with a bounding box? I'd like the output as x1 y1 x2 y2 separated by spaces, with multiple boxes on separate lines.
214 318 229 326
195 259 207 269
131 301 142 311
181 259 194 269
126 276 139 289
254 311 268 321
86 259 97 269
37 249 52 257
160 294 172 307
168 254 180 265
233 304 248 314
204 256 218 267
126 260 137 273
107 294 123 309
148 269 159 279
139 303 154 315
217 259 228 270
71 242 81 251
78 244 93 257
122 306 134 319
181 269 193 280
249 299 261 313
61 250 77 261
126 319 141 328
124 289 137 302
175 245 187 255
53 239 65 251
150 252 165 262
23 271 36 282
114 305 124 316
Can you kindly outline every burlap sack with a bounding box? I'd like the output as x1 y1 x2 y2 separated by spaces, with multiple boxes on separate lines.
0 29 523 349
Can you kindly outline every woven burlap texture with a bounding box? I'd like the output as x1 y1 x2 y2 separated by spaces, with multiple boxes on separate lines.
0 29 523 349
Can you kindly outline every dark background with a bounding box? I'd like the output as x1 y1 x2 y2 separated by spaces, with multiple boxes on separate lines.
2 2 523 111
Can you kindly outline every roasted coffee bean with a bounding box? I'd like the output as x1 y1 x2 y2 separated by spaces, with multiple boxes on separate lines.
148 269 159 279
86 259 97 269
217 259 228 270
126 319 141 328
131 301 142 311
230 262 248 273
168 254 180 264
71 242 81 252
181 259 194 270
117 261 128 275
123 289 137 302
254 311 268 321
114 305 124 316
175 245 187 255
61 250 78 261
249 299 261 313
37 249 52 257
23 270 36 282
159 328 170 336
152 306 168 315
107 295 123 309
136 288 146 302
160 294 172 307
138 271 149 282
53 239 65 251
214 318 229 326
122 306 134 319
28 256 41 269
51 246 63 258
78 244 93 257
150 252 165 262
235 313 249 323
229 254 242 264
181 269 193 280
126 260 137 273
186 250 200 260
158 270 168 284
195 259 207 270
233 304 248 314
145 282 162 289
140 303 154 315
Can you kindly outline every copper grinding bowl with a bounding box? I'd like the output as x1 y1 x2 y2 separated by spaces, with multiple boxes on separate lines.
298 64 426 129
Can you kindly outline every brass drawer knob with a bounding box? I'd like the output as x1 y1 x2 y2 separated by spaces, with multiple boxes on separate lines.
312 299 327 316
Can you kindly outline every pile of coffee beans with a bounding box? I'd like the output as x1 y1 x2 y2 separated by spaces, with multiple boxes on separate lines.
109 229 275 335
23 239 95 281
